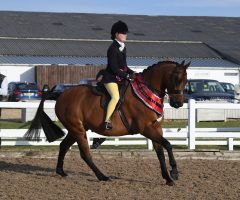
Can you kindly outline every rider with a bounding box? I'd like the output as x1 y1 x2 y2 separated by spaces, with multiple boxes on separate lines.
101 20 136 130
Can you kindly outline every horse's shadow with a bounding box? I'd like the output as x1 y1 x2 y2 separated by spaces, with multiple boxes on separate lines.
0 161 153 184
0 160 93 178
85 174 152 184
0 160 54 175
0 160 103 179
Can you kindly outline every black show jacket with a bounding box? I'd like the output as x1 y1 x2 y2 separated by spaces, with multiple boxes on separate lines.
101 40 133 83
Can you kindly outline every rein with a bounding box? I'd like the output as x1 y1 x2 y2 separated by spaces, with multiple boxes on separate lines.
166 89 184 96
137 73 184 98
137 73 165 97
117 72 184 133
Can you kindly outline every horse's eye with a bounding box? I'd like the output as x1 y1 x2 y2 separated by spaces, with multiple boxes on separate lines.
173 75 180 85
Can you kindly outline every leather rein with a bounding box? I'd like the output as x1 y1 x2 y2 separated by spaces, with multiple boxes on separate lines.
118 74 184 133
136 73 184 98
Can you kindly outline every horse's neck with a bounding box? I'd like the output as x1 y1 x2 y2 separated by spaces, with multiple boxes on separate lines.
142 65 172 92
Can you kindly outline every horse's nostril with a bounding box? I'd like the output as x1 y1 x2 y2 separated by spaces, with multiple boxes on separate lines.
177 102 183 107
172 101 182 108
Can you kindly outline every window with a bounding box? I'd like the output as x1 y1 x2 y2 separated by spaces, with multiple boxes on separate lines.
224 73 238 76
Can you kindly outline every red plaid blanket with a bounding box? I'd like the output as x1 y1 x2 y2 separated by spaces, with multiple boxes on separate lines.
131 75 164 116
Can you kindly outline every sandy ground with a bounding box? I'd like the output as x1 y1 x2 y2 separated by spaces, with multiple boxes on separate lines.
0 150 239 200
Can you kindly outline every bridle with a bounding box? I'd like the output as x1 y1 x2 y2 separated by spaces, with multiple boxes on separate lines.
136 73 184 98
166 89 184 96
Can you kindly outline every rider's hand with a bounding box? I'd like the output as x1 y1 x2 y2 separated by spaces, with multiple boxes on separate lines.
127 73 136 81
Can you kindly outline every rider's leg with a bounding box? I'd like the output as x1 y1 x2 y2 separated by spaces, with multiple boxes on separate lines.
104 82 120 129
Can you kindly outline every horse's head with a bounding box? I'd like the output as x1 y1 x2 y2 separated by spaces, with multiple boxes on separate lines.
141 60 190 109
166 60 190 108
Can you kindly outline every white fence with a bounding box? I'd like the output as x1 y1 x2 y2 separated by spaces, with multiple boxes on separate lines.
0 100 240 150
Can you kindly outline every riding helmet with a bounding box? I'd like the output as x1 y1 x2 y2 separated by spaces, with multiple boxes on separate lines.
111 20 128 40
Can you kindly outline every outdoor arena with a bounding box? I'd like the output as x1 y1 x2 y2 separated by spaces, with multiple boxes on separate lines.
0 150 240 199
0 101 240 199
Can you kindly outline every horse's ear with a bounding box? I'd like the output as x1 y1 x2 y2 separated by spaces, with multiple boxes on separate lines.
184 61 191 69
180 60 185 66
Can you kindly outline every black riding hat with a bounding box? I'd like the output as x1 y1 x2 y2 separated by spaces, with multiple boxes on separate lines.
111 20 128 40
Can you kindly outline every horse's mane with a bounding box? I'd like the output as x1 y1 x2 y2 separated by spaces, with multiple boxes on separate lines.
143 60 179 73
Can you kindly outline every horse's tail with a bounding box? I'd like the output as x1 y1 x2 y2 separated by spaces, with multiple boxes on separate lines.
24 92 65 142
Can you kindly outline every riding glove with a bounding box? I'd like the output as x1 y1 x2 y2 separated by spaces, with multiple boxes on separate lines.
127 73 136 81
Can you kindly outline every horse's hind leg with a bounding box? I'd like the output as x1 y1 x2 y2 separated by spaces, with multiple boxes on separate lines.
91 138 106 149
152 141 174 186
161 137 178 180
56 133 76 176
74 130 109 181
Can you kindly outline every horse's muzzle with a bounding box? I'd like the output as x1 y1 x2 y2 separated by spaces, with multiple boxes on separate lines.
169 98 183 108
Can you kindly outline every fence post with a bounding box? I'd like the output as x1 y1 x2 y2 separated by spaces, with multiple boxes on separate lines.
228 138 234 151
188 99 196 150
147 139 153 150
115 138 119 146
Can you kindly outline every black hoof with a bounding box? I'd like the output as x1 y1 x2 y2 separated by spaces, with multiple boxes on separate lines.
56 168 68 177
170 170 179 180
166 180 175 186
98 175 110 181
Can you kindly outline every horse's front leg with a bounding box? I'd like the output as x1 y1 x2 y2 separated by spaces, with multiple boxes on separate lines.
152 141 174 186
143 126 174 186
161 137 179 180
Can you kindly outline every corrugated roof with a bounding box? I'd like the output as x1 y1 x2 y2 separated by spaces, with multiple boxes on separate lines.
0 11 239 63
0 38 221 58
0 55 238 68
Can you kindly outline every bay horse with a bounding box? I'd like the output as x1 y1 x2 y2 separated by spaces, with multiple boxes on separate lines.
25 60 190 186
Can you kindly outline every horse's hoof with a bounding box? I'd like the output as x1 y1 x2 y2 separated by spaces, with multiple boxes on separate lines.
99 175 110 181
170 170 179 180
166 180 175 186
56 168 68 177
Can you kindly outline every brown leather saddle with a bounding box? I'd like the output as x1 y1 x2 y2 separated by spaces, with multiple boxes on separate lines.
91 81 132 133
91 81 127 111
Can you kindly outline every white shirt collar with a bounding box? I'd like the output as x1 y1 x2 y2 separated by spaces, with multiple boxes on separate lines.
115 39 125 52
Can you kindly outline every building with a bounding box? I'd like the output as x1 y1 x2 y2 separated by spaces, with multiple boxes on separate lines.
0 11 239 88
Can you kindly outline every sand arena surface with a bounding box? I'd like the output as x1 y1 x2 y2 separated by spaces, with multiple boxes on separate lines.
0 151 239 200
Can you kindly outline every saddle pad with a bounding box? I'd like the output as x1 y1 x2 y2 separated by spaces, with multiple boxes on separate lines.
131 75 164 115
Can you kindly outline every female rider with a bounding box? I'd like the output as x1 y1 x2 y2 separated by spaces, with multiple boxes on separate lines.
101 20 136 130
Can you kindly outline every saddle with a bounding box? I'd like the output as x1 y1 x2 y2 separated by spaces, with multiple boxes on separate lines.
91 81 131 132
91 81 126 110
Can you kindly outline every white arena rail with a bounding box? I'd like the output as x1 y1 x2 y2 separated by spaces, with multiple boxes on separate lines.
0 129 187 150
187 99 240 150
0 100 240 150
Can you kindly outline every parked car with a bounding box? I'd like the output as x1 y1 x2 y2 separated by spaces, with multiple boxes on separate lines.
234 84 240 102
8 82 42 101
50 83 80 99
220 82 235 95
184 79 235 103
